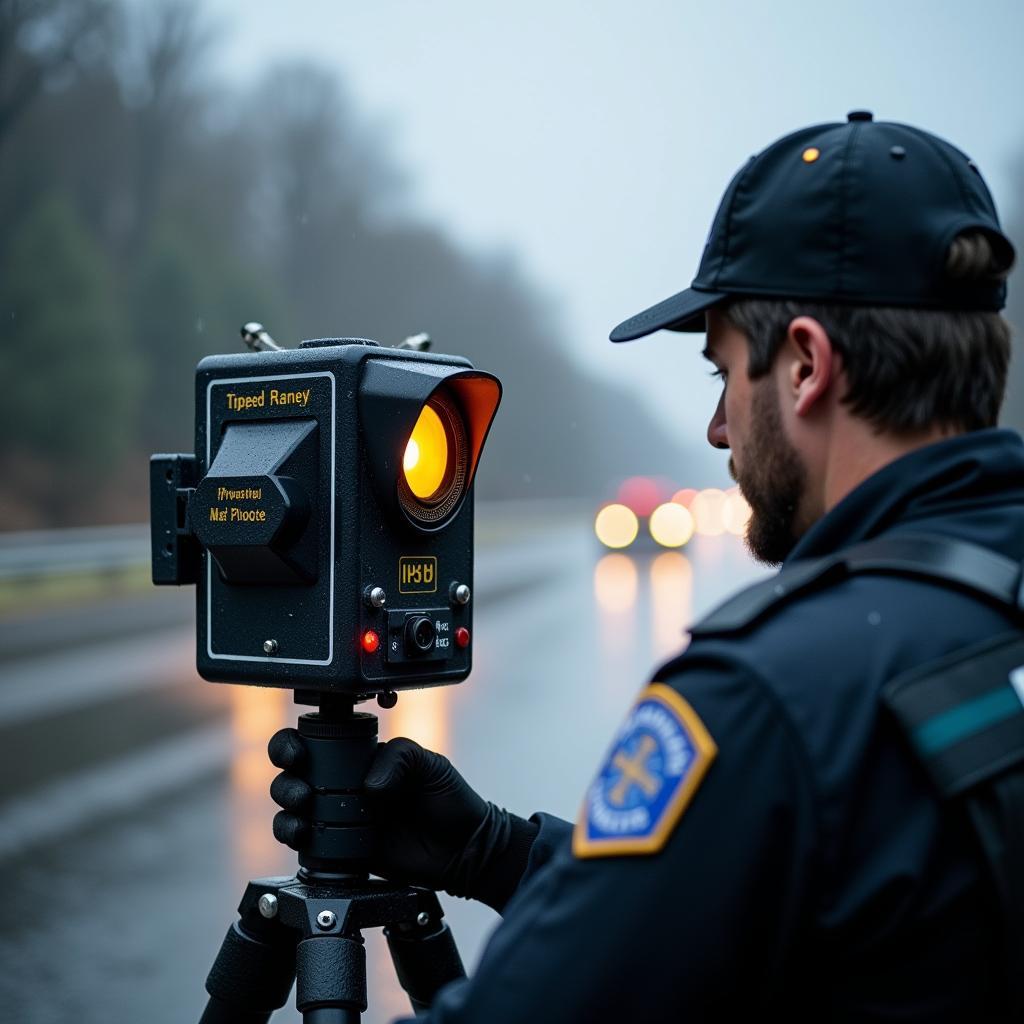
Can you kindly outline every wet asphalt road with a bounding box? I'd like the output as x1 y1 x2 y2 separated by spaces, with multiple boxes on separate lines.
0 518 764 1024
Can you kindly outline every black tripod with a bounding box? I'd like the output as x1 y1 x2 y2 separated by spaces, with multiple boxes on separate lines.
200 698 465 1023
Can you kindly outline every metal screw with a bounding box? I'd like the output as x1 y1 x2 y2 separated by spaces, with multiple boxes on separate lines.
316 910 337 930
453 584 471 606
263 639 279 655
416 912 430 927
258 894 278 919
367 586 386 609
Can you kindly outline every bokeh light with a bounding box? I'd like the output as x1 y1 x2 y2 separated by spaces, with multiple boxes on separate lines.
724 489 752 536
648 502 695 548
616 477 665 517
691 488 728 536
594 503 639 549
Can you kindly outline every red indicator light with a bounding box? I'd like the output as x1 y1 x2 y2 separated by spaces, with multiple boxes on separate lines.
455 627 470 649
361 630 380 654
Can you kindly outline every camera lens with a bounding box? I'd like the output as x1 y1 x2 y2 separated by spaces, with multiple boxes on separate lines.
405 615 436 655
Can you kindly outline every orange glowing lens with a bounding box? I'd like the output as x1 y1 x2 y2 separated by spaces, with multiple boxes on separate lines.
403 404 449 500
802 147 820 163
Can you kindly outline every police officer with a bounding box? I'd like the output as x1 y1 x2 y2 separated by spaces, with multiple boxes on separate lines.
270 112 1022 1021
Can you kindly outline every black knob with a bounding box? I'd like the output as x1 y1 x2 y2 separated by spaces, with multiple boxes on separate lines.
405 615 436 655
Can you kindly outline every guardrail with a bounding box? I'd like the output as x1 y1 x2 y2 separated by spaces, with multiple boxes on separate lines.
0 524 150 582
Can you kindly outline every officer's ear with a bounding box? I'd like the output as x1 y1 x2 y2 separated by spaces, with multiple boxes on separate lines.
782 316 836 418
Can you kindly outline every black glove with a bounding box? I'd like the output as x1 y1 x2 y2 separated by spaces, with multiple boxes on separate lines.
268 732 539 913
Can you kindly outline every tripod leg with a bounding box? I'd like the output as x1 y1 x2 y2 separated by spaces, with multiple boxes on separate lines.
201 919 297 1023
295 933 367 1024
386 902 466 1014
200 882 298 1024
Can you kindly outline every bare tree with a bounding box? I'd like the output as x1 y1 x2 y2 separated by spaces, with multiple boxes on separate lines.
0 0 111 147
125 0 212 254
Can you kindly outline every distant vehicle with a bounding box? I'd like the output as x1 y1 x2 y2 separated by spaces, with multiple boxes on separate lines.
594 477 750 552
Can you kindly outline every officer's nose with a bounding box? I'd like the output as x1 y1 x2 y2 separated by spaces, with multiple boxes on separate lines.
707 392 729 450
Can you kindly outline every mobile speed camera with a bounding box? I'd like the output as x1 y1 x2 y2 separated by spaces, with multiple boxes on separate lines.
150 329 501 699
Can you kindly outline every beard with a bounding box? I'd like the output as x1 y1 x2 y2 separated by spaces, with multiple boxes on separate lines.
729 382 807 566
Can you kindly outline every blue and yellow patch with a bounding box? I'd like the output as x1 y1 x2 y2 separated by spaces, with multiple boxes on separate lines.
573 683 717 858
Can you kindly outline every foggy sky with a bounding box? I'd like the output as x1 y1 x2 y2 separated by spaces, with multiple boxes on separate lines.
197 0 1024 485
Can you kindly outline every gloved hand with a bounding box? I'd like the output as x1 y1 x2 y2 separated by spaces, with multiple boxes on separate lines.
268 732 539 913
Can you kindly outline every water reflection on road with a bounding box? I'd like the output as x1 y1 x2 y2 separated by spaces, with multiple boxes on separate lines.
229 685 290 882
593 550 695 690
650 551 694 664
383 686 451 756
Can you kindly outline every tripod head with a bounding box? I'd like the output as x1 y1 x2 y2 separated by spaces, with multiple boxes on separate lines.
284 696 381 881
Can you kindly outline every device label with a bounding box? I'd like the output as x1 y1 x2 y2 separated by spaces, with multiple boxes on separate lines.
206 484 268 523
224 388 312 412
399 556 437 593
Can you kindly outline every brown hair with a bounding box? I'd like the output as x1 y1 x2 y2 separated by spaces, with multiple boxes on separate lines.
724 232 1014 434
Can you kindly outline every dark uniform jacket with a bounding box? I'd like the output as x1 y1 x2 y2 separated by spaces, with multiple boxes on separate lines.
408 428 1024 1023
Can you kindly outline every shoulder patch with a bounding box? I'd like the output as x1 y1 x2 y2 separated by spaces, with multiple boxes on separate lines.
573 683 717 859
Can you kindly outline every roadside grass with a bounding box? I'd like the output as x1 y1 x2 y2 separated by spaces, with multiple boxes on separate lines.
0 564 152 618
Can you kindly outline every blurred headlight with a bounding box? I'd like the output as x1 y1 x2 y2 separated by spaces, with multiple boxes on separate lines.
595 503 639 549
691 488 727 536
649 502 695 548
724 489 752 536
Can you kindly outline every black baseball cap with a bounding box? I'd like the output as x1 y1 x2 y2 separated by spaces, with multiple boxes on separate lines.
609 111 1015 342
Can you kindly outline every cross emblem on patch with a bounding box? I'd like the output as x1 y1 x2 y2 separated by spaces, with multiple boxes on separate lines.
573 684 718 858
609 735 660 805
